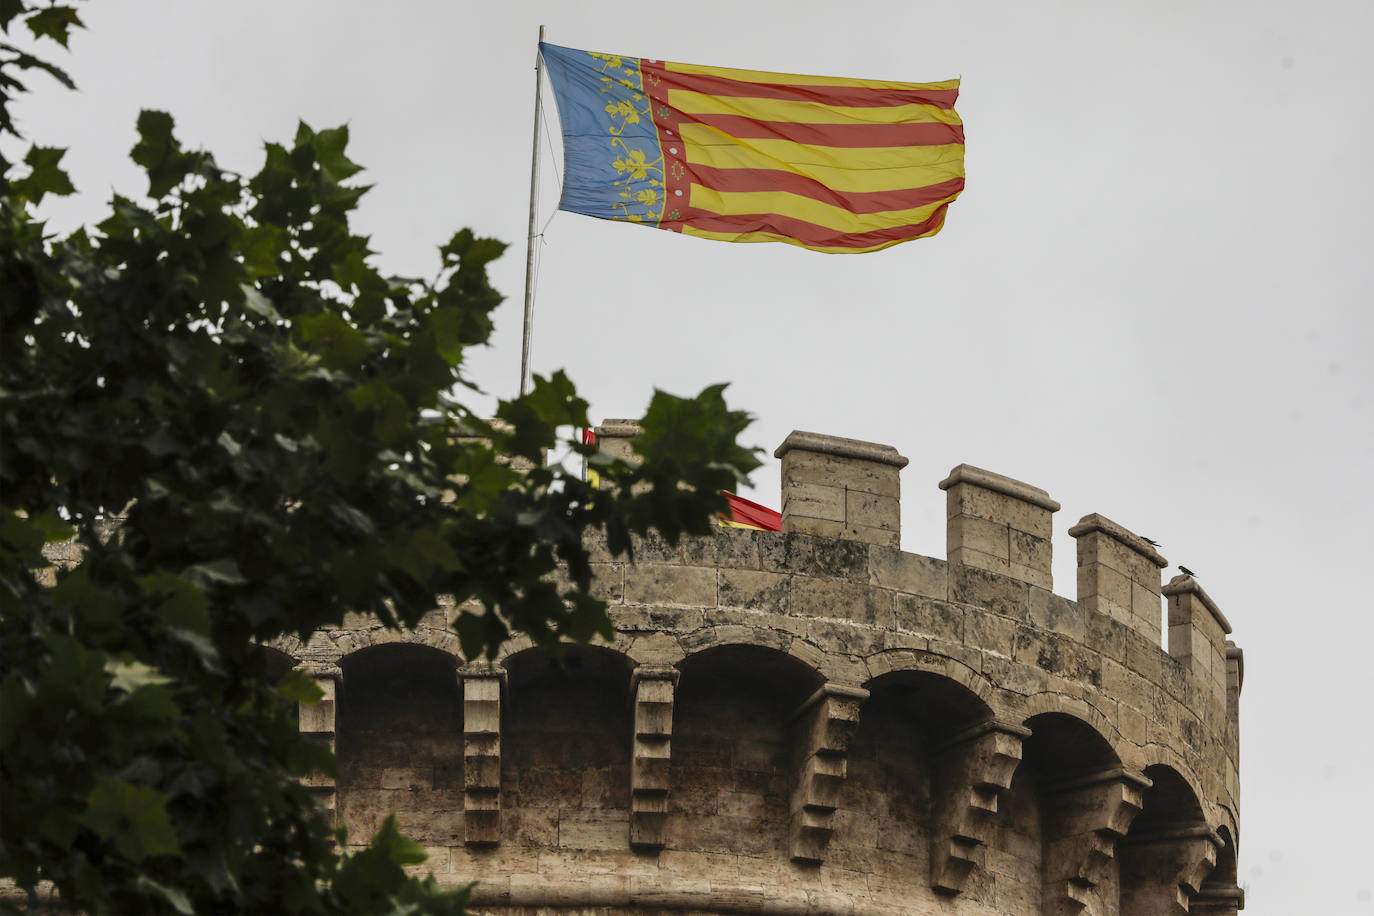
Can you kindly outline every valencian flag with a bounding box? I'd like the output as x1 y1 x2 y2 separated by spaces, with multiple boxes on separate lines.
540 42 964 254
718 491 782 531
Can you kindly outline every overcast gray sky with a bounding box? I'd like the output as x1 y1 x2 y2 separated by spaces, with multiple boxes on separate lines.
11 1 1374 912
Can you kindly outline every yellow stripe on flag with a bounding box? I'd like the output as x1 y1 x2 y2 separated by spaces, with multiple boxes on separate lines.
680 126 964 189
665 60 960 92
681 126 964 170
682 225 939 253
668 90 963 126
717 517 768 530
689 185 947 233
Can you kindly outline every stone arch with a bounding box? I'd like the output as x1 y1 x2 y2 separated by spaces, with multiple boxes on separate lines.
501 642 636 692
1021 712 1123 777
678 627 830 685
335 642 464 846
250 643 297 682
1213 803 1239 846
1009 712 1134 916
492 632 535 664
337 624 463 663
668 643 823 860
1118 763 1217 915
1192 825 1243 914
828 668 997 899
499 642 636 850
621 631 687 669
864 647 996 711
1018 691 1127 765
1131 742 1209 817
261 634 305 664
492 629 633 665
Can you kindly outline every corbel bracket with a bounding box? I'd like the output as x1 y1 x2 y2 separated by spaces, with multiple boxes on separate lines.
787 683 868 864
460 662 507 847
930 718 1029 895
629 665 679 849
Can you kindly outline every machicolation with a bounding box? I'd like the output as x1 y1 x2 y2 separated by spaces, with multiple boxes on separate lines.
272 422 1245 916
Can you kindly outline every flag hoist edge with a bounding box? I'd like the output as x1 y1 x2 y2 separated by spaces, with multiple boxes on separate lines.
540 42 965 254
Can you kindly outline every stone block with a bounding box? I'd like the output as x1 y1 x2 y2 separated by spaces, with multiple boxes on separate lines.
1131 581 1163 637
506 807 558 847
947 515 1009 560
1008 530 1052 577
779 448 903 499
810 537 870 580
1070 514 1169 651
588 563 625 604
558 808 629 851
845 491 899 532
981 653 1050 696
893 595 965 643
592 419 642 464
950 564 1031 622
947 545 1011 583
1165 575 1232 690
785 517 848 541
776 431 908 547
942 483 1054 540
782 482 846 522
788 577 889 626
624 564 717 608
965 609 1018 658
1027 588 1086 641
868 546 945 599
682 526 761 570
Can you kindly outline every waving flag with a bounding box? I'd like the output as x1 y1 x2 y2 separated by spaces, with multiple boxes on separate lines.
719 491 782 531
540 42 964 254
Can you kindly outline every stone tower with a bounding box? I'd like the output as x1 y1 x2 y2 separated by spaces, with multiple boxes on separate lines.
276 424 1244 915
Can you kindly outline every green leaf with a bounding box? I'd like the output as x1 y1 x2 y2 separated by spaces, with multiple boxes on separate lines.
23 5 81 46
278 668 324 705
348 380 410 445
241 225 287 278
130 109 193 198
1 0 27 30
106 659 173 694
12 144 76 203
83 778 181 862
29 508 75 543
298 310 370 367
119 683 180 720
370 813 428 867
313 124 363 182
136 876 194 915
184 559 246 587
139 572 213 635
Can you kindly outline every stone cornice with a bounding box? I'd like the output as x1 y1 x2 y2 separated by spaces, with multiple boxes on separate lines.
774 430 909 468
1163 575 1232 634
1067 513 1168 568
938 464 1061 512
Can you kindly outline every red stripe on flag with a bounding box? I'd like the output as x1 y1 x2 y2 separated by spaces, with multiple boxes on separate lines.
721 491 782 531
688 167 965 214
686 114 963 148
682 203 951 249
655 69 959 109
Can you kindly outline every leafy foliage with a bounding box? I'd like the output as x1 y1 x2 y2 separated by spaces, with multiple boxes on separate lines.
0 5 759 913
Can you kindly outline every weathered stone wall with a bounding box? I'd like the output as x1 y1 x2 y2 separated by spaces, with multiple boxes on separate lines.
273 427 1244 915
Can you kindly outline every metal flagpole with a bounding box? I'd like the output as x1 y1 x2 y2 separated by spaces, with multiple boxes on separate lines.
518 25 546 398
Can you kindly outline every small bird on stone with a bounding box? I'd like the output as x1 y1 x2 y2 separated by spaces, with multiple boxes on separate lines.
1178 565 1198 578
1141 536 1161 547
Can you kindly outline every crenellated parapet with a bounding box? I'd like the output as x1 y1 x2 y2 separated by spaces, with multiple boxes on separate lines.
278 423 1244 916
